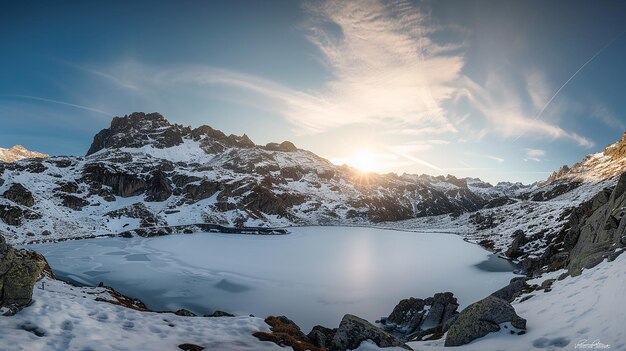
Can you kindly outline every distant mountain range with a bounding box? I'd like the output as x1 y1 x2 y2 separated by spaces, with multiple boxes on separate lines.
0 112 624 256
0 145 47 163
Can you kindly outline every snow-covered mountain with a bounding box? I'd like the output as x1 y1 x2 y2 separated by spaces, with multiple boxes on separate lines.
545 132 626 183
0 112 520 244
0 145 47 163
0 111 623 251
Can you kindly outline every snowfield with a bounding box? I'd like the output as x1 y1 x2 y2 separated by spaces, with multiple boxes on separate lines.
410 251 626 351
0 277 283 351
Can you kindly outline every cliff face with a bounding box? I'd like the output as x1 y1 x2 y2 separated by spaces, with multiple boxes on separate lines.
566 172 626 275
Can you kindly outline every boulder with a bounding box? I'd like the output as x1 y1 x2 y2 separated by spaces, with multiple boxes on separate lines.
381 292 458 341
0 234 47 310
307 325 336 348
490 277 530 302
253 316 321 351
330 314 412 351
0 204 24 226
445 296 526 347
3 183 35 207
60 194 90 210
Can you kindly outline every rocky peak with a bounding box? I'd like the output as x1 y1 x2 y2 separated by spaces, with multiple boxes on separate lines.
0 145 48 163
87 112 190 155
264 141 298 152
543 131 626 183
603 131 626 160
86 112 259 155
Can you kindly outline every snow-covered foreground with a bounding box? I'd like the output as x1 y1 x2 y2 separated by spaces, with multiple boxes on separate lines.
410 252 626 351
0 277 284 351
27 227 517 331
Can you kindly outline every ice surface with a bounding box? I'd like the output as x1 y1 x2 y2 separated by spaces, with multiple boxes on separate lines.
28 226 517 330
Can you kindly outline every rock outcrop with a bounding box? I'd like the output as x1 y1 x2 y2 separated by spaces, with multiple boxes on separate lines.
445 296 526 347
566 172 626 275
490 277 530 302
380 292 459 341
0 234 47 313
3 183 35 207
331 314 412 351
253 316 323 351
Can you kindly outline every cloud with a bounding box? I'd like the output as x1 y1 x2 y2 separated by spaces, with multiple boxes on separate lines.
453 74 594 148
71 0 595 150
524 148 546 162
591 103 626 130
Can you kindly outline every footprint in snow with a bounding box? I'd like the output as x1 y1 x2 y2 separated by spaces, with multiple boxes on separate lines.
532 337 570 348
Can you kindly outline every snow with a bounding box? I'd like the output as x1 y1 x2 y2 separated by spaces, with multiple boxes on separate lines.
409 253 626 351
26 227 517 332
0 277 283 351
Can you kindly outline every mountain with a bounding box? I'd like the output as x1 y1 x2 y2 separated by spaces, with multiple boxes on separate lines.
0 112 525 244
0 145 48 163
546 132 626 183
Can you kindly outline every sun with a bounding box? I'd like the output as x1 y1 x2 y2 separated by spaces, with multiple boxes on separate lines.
333 149 385 173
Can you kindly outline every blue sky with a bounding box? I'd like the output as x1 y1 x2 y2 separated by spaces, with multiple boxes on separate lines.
1 0 625 184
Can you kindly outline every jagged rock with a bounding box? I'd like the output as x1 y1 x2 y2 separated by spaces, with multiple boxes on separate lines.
484 196 516 209
0 205 24 226
105 203 164 228
253 316 321 351
264 141 298 152
445 296 526 347
528 180 581 201
469 212 497 230
204 310 235 317
183 180 220 204
307 325 336 348
83 164 147 197
87 112 188 155
567 172 626 275
60 194 90 210
55 181 80 194
330 314 412 351
3 183 35 207
381 292 458 341
604 132 626 160
505 230 527 258
0 234 47 310
490 277 530 302
174 309 197 317
145 170 173 202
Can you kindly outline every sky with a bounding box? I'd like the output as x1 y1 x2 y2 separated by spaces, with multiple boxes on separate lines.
1 0 626 184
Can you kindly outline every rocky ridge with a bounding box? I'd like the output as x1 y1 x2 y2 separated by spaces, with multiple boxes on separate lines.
0 145 48 163
0 112 524 245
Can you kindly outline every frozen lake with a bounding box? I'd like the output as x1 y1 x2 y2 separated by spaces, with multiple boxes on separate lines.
29 226 517 330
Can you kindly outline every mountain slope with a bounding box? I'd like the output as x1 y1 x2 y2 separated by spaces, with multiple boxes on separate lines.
0 145 48 163
0 112 516 244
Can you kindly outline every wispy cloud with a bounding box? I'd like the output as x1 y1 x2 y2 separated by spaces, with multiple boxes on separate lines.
0 94 111 116
70 0 596 151
524 148 546 162
453 73 594 148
